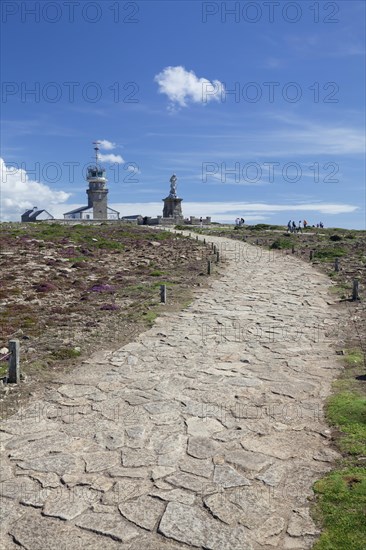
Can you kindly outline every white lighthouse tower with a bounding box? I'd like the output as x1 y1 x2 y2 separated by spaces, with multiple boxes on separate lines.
86 142 108 219
63 142 120 220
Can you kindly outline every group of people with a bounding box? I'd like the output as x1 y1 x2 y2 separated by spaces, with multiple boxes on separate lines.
287 220 324 233
235 217 245 226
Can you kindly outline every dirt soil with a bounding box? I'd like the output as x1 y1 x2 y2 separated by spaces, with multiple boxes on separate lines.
0 222 215 417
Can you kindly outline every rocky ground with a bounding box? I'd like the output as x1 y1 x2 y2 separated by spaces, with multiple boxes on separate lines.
0 230 346 549
0 223 213 417
187 224 366 362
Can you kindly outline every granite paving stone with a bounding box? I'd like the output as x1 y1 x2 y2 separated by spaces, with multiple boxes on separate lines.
118 494 166 530
75 510 140 542
42 486 93 520
0 233 342 549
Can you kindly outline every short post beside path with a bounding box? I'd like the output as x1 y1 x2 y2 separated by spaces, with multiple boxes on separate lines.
8 339 20 384
352 279 360 301
160 284 167 304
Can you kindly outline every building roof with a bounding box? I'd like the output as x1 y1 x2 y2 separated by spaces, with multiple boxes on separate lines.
64 205 120 215
63 206 92 215
22 209 54 219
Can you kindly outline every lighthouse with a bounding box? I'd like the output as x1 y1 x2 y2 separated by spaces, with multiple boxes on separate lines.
86 142 108 219
63 143 120 221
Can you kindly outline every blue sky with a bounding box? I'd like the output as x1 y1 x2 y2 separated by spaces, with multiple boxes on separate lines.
1 0 365 227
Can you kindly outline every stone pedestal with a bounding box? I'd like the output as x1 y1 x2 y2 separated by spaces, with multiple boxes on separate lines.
162 197 183 220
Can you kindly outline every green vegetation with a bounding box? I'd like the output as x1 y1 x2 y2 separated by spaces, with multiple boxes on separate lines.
328 283 352 300
312 346 366 546
145 231 172 240
247 223 285 231
269 237 294 249
151 280 175 288
0 364 8 377
344 349 364 368
51 347 81 360
150 270 165 276
142 310 158 325
312 468 366 550
95 238 124 250
314 248 346 261
327 391 366 455
28 361 49 372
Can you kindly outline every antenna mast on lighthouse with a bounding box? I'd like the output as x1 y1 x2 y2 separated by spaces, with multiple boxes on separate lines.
92 141 101 168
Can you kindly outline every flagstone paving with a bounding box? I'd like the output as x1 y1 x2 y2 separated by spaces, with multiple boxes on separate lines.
0 234 342 549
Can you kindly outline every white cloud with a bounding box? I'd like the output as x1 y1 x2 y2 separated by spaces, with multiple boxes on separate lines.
94 140 124 163
273 125 365 155
97 139 117 150
154 66 225 109
99 153 124 164
264 57 285 69
0 158 70 221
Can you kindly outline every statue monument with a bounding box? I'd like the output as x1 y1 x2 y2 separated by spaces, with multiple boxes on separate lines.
169 174 177 197
162 174 183 220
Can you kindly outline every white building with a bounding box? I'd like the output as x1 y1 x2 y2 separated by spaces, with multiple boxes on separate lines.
63 144 120 221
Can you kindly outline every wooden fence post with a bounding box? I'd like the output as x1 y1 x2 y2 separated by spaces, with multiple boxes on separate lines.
310 250 313 260
8 339 20 384
334 258 340 272
160 284 167 304
207 261 211 275
352 279 360 301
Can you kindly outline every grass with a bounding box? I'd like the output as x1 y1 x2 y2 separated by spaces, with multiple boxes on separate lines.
312 468 366 550
344 349 364 368
269 237 295 250
151 280 176 288
142 310 158 325
312 346 366 546
145 231 172 240
326 391 366 455
328 283 352 300
51 347 81 360
0 364 8 377
27 361 49 372
314 248 346 261
150 270 165 276
246 223 285 231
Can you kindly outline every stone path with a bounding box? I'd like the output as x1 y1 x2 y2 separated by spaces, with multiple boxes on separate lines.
0 234 342 549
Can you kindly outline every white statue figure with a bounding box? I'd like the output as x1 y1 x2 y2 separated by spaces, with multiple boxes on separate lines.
169 174 177 197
